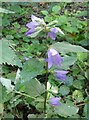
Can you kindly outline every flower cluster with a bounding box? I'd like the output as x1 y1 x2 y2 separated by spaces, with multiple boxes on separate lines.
25 15 67 107
26 15 64 40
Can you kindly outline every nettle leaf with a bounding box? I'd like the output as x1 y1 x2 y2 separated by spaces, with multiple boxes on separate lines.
0 38 22 67
0 77 14 93
51 42 88 53
0 7 15 13
24 78 45 97
20 58 44 82
55 103 79 118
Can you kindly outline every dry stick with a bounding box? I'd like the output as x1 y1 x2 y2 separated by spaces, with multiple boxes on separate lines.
44 61 48 114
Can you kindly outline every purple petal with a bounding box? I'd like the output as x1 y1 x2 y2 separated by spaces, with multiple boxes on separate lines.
24 57 30 61
26 22 38 28
52 54 63 67
50 97 61 106
47 48 63 68
31 15 40 22
55 70 68 81
48 32 56 40
50 28 59 33
25 28 36 36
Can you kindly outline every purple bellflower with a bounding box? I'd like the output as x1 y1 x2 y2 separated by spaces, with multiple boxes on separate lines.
50 97 61 106
46 48 63 69
25 15 45 36
48 28 58 40
48 27 64 40
54 70 68 81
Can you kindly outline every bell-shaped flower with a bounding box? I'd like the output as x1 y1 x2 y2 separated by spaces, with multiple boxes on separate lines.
54 70 68 81
46 48 63 69
48 27 64 40
50 97 61 106
25 15 45 37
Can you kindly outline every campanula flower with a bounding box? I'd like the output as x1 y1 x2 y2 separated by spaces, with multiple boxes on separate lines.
50 97 61 106
48 27 64 40
25 15 45 37
48 28 58 40
54 70 68 81
46 48 63 69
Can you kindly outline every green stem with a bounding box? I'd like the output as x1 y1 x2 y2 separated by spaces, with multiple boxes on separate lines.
76 101 89 107
44 61 48 114
15 90 36 100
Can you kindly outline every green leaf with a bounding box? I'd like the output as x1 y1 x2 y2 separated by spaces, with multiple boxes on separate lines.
0 7 15 13
51 42 88 53
77 11 87 17
0 38 22 67
0 103 4 115
72 90 84 102
13 22 20 29
24 79 45 97
52 5 61 14
0 77 14 93
59 85 70 96
41 10 48 15
55 103 79 117
20 58 44 82
73 80 83 89
61 56 77 70
77 52 88 61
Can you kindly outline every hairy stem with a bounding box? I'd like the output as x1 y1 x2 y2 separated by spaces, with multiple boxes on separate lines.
44 61 48 114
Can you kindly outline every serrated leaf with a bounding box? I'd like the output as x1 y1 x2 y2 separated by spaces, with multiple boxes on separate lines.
24 79 45 97
0 38 22 67
20 58 44 82
51 42 88 53
0 77 14 93
55 103 79 117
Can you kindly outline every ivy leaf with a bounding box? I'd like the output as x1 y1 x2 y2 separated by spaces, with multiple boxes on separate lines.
51 42 88 53
0 77 14 93
0 38 22 67
24 78 45 97
20 58 44 82
55 103 79 117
